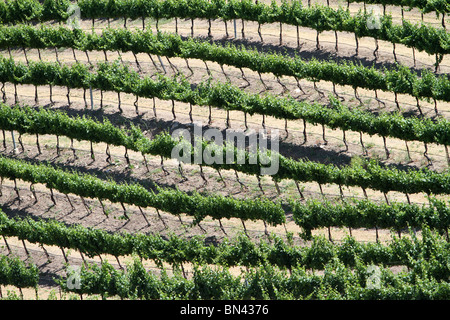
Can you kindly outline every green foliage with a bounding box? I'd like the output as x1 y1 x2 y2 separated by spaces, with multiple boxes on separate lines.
58 254 450 299
2 102 450 202
2 0 450 301
2 24 450 103
292 197 450 239
0 156 285 225
3 212 450 276
0 254 39 289
2 0 450 55
2 56 450 148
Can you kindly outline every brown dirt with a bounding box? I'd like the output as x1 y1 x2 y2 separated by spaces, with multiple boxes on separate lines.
0 0 448 299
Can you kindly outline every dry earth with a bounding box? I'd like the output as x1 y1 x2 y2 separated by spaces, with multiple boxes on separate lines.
0 0 448 299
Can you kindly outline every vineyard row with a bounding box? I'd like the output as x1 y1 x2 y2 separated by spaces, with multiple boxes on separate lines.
57 253 450 300
3 23 450 106
2 0 450 58
1 103 450 198
1 57 450 163
1 137 450 236
0 155 286 225
1 211 450 272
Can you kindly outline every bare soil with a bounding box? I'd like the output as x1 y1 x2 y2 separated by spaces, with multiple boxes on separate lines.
0 0 448 299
